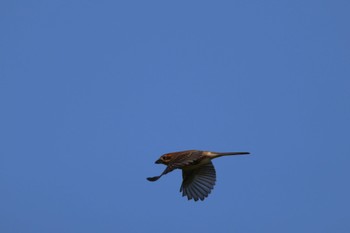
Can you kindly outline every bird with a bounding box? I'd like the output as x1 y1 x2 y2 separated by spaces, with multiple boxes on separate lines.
147 150 250 201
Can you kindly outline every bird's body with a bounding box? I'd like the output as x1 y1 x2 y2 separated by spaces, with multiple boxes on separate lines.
147 150 250 201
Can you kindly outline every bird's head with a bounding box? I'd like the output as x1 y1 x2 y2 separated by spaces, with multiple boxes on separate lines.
155 153 172 165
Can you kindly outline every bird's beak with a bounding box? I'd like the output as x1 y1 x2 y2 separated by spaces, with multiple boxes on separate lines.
155 159 162 164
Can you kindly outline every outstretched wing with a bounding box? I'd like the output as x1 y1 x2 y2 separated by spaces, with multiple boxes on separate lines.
180 161 216 201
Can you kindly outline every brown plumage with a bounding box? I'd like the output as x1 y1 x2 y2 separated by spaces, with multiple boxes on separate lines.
147 150 250 201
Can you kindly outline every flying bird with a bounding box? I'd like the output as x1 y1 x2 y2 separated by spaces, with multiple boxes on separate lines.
147 150 250 201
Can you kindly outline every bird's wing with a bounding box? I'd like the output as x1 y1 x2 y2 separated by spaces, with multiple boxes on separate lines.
146 166 175 182
180 161 216 201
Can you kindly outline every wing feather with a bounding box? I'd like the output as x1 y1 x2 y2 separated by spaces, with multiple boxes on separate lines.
180 161 216 201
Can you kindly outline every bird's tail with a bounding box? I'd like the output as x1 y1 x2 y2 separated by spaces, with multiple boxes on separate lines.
209 151 250 158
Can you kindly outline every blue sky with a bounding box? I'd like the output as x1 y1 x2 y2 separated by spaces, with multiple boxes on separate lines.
1 1 349 232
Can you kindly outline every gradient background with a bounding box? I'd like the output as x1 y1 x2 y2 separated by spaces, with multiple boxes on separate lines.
1 1 349 232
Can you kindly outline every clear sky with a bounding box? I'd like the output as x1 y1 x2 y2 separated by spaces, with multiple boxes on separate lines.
1 1 349 232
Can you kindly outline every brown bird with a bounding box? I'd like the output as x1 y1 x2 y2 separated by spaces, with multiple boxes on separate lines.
147 150 250 201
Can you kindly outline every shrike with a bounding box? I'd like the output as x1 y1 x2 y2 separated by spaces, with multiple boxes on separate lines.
147 150 250 201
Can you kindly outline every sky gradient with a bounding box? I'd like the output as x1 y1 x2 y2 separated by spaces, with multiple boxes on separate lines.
1 1 350 232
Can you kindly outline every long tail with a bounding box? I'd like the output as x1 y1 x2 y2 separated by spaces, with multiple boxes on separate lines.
210 151 250 159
